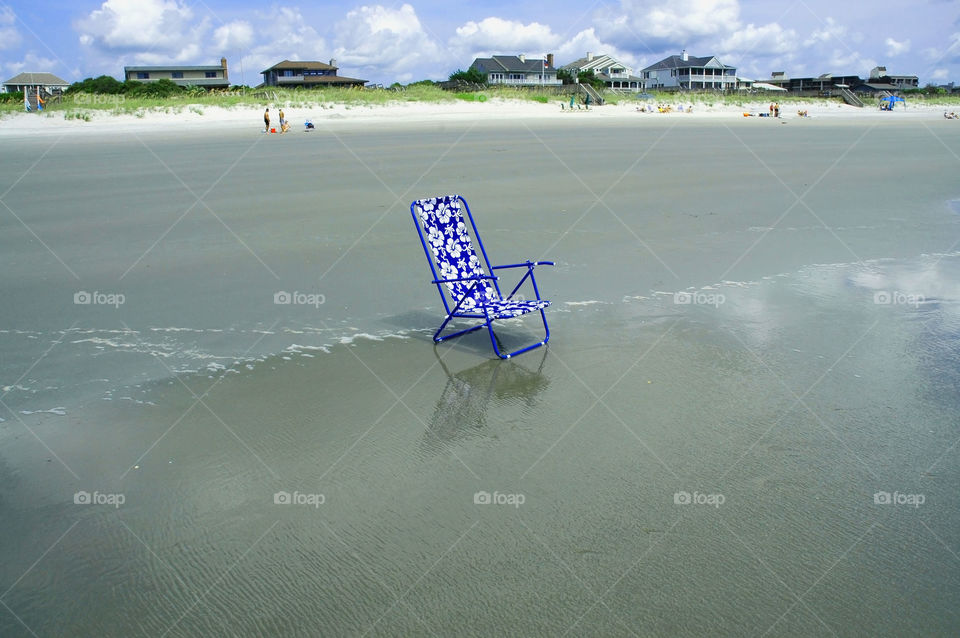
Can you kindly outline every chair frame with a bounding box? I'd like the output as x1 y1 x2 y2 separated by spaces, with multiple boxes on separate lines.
410 195 553 359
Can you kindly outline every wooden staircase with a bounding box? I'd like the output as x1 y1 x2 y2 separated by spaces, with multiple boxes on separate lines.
579 83 604 106
839 87 864 108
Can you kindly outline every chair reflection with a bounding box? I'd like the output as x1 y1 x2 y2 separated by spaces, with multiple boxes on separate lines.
417 347 550 456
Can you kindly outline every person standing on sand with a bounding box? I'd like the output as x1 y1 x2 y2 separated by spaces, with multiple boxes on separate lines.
264 108 270 132
774 103 779 118
279 108 285 129
769 103 774 117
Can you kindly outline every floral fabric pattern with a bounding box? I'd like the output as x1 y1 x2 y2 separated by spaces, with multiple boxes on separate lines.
414 195 550 318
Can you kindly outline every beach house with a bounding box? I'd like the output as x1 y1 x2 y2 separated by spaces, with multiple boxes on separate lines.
3 72 70 95
641 51 737 91
123 59 230 88
259 60 366 88
560 52 643 90
469 54 561 87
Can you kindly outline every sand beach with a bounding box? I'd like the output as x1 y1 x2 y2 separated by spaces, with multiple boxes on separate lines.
1 98 958 636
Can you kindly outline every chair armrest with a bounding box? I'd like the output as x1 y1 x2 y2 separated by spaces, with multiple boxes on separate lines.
431 274 498 285
491 261 554 269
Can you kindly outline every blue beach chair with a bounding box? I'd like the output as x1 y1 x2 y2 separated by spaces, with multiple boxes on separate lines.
410 195 553 359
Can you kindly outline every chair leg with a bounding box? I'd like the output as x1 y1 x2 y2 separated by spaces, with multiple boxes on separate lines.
434 315 485 342
487 309 551 359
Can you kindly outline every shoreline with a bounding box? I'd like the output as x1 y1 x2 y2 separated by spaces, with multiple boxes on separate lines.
1 97 955 138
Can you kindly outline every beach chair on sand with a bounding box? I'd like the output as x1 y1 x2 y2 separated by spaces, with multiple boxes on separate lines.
410 195 553 359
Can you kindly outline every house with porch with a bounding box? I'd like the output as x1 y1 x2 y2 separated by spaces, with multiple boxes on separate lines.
3 72 70 95
123 59 230 88
641 51 737 90
469 54 561 86
561 52 642 90
260 60 366 88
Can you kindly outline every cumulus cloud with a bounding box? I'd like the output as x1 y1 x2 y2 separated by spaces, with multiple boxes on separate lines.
332 4 441 82
554 28 638 69
4 52 62 76
885 37 910 57
720 23 798 57
803 17 847 47
453 17 560 57
596 0 742 51
929 68 948 80
0 6 21 51
213 20 254 52
75 0 208 63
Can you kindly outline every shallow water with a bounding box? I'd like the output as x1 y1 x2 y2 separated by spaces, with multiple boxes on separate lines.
1 119 959 636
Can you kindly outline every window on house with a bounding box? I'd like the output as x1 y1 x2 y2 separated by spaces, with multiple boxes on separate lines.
283 70 294 77
136 72 149 79
171 72 183 79
205 71 217 78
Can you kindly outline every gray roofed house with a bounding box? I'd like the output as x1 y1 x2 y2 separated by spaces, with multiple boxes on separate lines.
470 54 561 86
641 51 737 90
124 58 230 88
3 72 70 94
561 52 642 90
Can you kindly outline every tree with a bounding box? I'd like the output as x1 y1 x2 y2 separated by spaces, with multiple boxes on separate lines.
448 68 486 84
66 75 125 94
557 68 605 90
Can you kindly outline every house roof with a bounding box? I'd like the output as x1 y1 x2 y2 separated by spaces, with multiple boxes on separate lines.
125 65 223 72
300 75 366 85
3 72 70 86
642 54 733 72
261 60 338 73
562 54 629 73
471 55 557 74
857 83 899 91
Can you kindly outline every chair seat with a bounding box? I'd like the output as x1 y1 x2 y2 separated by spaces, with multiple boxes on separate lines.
460 298 550 319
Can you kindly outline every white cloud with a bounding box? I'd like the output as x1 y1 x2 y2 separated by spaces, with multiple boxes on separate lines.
332 4 441 81
453 17 559 57
885 37 910 57
75 0 209 63
804 17 847 47
597 0 742 49
0 6 21 51
213 21 254 52
929 68 948 80
4 53 62 76
554 28 638 69
720 23 798 57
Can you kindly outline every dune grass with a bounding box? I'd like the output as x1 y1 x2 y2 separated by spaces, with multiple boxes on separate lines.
3 85 957 119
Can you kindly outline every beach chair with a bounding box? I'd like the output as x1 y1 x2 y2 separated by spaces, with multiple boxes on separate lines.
410 195 553 359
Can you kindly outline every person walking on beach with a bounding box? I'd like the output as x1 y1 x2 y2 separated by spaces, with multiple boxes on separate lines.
279 108 285 129
264 108 270 133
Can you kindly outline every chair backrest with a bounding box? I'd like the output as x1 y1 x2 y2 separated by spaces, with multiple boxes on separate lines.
411 195 499 313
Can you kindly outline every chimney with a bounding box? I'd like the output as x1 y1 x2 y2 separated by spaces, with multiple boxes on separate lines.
519 54 525 63
221 57 228 82
547 53 554 68
681 49 688 61
329 58 336 67
587 52 593 61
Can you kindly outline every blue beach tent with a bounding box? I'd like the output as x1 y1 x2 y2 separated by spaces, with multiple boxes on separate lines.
880 95 905 110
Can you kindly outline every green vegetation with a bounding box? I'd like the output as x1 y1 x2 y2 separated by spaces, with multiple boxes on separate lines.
557 69 606 91
448 68 486 84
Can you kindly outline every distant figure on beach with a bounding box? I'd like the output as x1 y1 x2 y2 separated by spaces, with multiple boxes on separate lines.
769 103 774 117
279 108 285 128
264 108 270 132
774 103 779 118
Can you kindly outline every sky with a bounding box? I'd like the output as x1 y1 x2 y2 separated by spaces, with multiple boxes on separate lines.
1 0 958 87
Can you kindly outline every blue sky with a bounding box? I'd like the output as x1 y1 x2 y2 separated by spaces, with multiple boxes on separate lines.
1 1 958 86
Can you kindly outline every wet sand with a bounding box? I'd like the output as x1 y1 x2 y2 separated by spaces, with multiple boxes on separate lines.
1 115 959 636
